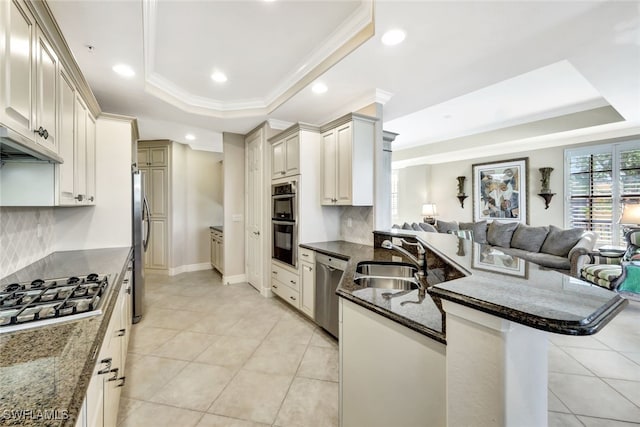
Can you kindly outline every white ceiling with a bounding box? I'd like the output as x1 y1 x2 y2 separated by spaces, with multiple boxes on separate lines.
48 0 640 161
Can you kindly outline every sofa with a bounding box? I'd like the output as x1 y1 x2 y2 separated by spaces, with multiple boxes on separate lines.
393 220 597 277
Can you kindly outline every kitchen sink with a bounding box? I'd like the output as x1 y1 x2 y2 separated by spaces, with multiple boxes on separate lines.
356 261 417 278
353 276 419 291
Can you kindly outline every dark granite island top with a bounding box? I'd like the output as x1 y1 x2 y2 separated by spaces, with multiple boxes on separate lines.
376 229 629 336
210 225 223 232
0 247 132 427
299 241 446 344
302 230 628 344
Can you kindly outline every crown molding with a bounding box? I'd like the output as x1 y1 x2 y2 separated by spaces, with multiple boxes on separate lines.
141 0 375 118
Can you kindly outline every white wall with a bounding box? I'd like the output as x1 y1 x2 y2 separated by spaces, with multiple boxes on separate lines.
394 164 432 225
170 143 223 272
54 115 133 250
223 132 245 282
428 146 565 227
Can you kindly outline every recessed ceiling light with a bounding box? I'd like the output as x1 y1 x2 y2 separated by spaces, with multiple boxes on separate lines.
112 63 135 78
210 71 228 83
312 82 328 94
185 134 196 141
381 29 406 46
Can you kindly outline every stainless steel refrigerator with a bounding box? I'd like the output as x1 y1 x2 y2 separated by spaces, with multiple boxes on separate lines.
132 167 150 323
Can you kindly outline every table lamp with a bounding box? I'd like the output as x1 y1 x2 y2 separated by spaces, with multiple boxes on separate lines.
620 203 640 231
422 203 437 224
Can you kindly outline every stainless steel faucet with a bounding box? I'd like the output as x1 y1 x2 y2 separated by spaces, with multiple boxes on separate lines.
381 239 429 294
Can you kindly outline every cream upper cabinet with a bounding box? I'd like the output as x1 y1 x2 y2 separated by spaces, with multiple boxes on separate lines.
271 134 299 179
33 26 57 152
74 95 87 203
0 0 36 140
321 114 376 206
85 113 96 204
138 147 167 167
57 67 75 205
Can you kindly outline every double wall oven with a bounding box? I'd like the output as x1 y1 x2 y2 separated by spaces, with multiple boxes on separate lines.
272 178 298 268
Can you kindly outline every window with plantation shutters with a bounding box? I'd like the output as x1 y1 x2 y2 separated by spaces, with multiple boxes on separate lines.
566 141 640 247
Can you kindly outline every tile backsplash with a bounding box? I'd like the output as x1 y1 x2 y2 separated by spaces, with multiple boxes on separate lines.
0 207 54 278
340 206 374 245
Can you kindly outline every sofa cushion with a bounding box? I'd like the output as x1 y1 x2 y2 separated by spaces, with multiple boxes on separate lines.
418 222 437 233
436 220 459 234
486 221 519 248
511 224 549 253
402 222 412 230
527 252 571 270
460 220 487 244
540 225 584 257
411 223 422 231
581 264 621 289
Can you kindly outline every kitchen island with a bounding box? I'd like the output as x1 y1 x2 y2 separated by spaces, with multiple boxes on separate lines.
302 230 628 427
0 247 132 427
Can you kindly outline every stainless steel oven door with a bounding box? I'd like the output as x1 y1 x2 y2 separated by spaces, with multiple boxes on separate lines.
273 220 297 267
272 194 295 221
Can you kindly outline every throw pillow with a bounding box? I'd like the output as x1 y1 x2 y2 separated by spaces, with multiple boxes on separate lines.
418 222 437 233
402 222 412 230
411 223 422 231
540 225 584 257
486 221 519 248
436 220 459 234
460 220 487 244
511 224 549 253
618 264 640 294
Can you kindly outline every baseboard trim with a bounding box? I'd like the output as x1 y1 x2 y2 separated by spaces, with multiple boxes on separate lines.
168 262 212 276
222 273 247 285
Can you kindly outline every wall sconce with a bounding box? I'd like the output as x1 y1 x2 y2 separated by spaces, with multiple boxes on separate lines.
422 203 437 224
456 176 468 208
538 167 556 209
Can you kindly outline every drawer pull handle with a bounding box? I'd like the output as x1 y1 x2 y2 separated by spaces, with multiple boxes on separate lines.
116 328 126 337
98 358 112 374
117 376 126 387
107 368 119 382
272 271 278 275
289 296 296 301
290 280 296 285
126 287 132 294
302 253 309 257
273 284 278 289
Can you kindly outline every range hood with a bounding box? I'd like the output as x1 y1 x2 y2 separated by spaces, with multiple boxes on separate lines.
0 126 63 163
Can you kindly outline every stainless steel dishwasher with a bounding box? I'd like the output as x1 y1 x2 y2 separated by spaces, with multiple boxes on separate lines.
315 253 347 339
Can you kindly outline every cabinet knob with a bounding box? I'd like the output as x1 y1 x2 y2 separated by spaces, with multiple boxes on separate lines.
273 284 278 289
89 196 95 202
75 194 84 202
34 126 48 140
126 287 132 295
289 296 296 301
272 271 278 275
290 280 296 285
281 171 285 175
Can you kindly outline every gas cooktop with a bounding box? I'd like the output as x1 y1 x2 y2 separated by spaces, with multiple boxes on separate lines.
0 273 111 333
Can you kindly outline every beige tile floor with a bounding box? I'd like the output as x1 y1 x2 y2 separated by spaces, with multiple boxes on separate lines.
118 269 640 426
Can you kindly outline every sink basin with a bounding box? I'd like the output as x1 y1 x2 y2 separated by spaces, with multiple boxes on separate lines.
353 276 419 291
356 261 417 278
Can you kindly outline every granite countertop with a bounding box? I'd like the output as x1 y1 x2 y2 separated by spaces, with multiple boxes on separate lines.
299 241 446 344
303 231 628 344
377 230 629 336
210 225 223 232
0 247 132 427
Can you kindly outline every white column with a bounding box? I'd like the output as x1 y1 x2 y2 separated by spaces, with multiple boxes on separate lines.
442 300 548 427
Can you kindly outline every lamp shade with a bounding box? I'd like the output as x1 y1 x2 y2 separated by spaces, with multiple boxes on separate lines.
620 204 640 225
422 203 437 217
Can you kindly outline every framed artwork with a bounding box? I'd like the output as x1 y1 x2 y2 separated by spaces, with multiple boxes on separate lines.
473 244 528 278
472 157 528 224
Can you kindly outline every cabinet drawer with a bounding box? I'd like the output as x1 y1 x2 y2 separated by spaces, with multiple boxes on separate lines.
271 263 299 290
272 278 300 309
299 247 315 263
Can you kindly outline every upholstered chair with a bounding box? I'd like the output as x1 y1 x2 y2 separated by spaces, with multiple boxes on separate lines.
580 229 640 291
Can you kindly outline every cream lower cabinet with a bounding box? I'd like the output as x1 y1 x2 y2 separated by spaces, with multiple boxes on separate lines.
210 229 224 273
299 247 315 319
339 298 446 427
78 265 132 427
320 113 376 206
271 261 300 309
